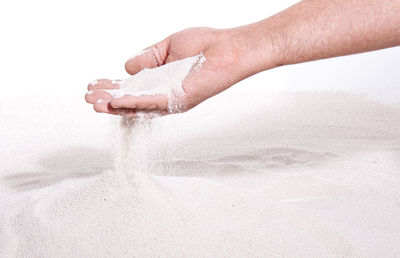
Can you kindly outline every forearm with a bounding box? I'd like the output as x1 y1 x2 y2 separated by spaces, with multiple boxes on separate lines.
237 0 400 73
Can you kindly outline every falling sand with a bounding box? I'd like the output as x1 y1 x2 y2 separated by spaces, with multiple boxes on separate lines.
1 90 400 256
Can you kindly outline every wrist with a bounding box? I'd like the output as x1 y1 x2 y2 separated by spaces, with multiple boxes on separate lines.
228 20 286 75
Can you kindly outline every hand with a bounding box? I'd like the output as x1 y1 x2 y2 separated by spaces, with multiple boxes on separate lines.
85 27 258 117
86 0 400 118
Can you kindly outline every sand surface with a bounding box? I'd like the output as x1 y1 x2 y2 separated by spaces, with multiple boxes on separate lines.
1 90 400 257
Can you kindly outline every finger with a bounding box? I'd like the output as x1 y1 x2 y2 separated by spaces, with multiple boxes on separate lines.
85 89 113 104
93 99 118 115
87 79 121 90
110 94 169 110
125 37 170 75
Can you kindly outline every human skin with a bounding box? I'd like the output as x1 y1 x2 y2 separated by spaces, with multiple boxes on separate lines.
85 0 400 116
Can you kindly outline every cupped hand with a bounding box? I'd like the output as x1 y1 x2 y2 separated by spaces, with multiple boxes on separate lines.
85 27 256 117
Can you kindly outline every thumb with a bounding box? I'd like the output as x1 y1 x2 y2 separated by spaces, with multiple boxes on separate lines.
125 38 171 75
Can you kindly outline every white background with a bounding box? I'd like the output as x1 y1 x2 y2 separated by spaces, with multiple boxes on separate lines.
0 0 399 101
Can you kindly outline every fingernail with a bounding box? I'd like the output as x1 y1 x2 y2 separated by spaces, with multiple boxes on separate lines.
96 99 104 104
89 79 98 86
87 90 94 95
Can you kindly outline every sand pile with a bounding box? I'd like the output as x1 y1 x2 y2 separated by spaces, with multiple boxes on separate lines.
0 71 400 256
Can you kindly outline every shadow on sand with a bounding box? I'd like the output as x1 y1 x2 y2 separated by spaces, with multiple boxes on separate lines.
152 147 337 177
1 147 113 192
1 145 342 192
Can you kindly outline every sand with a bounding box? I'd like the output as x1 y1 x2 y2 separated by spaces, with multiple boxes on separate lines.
104 53 205 112
0 90 400 257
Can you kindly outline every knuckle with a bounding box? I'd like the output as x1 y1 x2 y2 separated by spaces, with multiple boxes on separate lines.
149 46 162 66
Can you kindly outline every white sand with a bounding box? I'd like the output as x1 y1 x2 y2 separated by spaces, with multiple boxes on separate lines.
105 53 205 112
1 90 400 257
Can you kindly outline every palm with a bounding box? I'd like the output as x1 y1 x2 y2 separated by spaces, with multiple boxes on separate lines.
86 27 244 117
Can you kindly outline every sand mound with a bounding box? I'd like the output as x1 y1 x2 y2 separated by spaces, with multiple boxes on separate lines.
1 91 400 257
